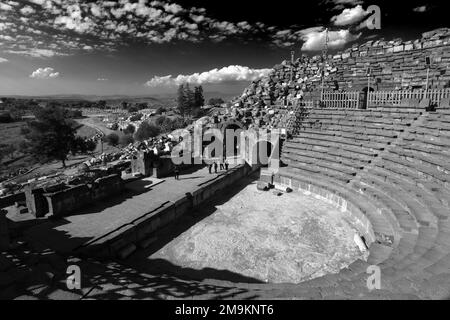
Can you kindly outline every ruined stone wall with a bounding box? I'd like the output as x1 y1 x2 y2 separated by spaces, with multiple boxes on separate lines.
236 28 450 107
44 174 124 217
0 209 9 250
0 192 25 209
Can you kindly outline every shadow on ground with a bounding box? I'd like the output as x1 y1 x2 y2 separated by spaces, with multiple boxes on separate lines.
123 172 263 285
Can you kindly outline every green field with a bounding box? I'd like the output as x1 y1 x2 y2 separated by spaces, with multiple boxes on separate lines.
0 120 102 180
0 121 27 146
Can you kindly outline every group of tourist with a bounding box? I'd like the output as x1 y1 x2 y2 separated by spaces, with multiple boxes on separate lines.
208 158 229 174
172 158 230 181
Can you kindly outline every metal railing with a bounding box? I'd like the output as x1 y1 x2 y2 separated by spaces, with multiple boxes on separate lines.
320 91 361 109
367 89 450 106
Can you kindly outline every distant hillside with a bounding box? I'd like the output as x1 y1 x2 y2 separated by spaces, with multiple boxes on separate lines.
2 91 239 106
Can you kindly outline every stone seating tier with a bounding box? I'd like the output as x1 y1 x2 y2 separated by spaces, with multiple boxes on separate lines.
272 106 450 298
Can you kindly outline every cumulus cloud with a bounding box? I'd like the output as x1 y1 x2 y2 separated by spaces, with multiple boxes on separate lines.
6 48 62 58
326 0 364 9
28 0 46 5
145 65 272 87
0 2 13 11
20 5 35 15
300 27 360 51
0 0 283 56
0 0 375 56
413 5 428 13
0 57 8 63
29 67 60 79
331 5 367 26
271 26 360 50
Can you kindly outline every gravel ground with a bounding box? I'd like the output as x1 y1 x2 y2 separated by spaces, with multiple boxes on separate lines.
150 177 367 284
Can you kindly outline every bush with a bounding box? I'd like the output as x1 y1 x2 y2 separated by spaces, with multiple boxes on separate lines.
155 106 166 115
85 140 97 152
134 121 160 141
66 109 83 118
153 116 173 133
171 117 188 130
190 108 204 119
123 124 135 135
129 113 143 122
128 106 138 113
119 134 134 146
208 98 224 106
0 112 12 123
70 136 96 155
103 133 119 146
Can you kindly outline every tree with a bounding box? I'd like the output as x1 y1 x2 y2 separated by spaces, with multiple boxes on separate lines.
23 106 78 168
155 106 166 115
66 109 83 118
85 139 97 153
121 101 129 110
128 106 138 113
70 137 96 155
119 134 134 146
194 86 205 108
129 113 142 121
136 102 148 110
177 84 188 116
0 112 12 123
123 124 135 135
97 100 107 109
104 133 119 146
208 97 225 106
185 83 195 114
134 121 160 141
171 117 188 130
153 116 169 132
191 108 204 118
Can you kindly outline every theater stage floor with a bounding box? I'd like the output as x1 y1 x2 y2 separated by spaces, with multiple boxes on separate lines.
139 176 367 284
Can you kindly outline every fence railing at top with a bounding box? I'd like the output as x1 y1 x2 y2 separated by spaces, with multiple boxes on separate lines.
320 91 361 109
367 89 450 106
295 89 450 110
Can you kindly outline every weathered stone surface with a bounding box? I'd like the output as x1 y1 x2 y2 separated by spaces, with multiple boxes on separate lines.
235 28 450 109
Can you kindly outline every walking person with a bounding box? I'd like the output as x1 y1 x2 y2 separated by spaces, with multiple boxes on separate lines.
214 162 218 174
224 159 229 171
208 163 212 174
174 165 180 180
219 160 224 170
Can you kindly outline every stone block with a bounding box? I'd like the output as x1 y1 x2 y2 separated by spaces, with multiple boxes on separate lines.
256 181 269 191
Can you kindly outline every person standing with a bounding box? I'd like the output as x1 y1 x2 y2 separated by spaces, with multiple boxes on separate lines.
214 162 218 174
224 159 229 171
208 163 213 174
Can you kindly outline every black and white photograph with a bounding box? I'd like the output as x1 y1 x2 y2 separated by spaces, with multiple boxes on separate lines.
0 0 450 309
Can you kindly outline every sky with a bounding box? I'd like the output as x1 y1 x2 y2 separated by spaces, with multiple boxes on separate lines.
0 0 447 97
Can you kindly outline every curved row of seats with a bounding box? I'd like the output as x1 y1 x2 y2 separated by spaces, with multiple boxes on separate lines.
270 103 450 299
